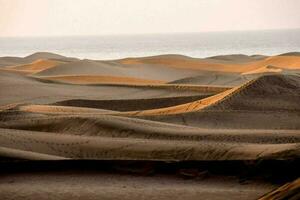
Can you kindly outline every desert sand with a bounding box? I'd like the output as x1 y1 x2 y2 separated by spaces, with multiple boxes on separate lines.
1 52 300 199
0 169 275 200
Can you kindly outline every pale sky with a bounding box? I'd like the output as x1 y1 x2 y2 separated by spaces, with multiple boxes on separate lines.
0 0 300 37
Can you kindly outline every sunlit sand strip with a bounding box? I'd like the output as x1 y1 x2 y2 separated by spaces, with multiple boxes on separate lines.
258 178 300 200
37 75 165 85
33 75 231 93
17 104 116 115
119 87 235 116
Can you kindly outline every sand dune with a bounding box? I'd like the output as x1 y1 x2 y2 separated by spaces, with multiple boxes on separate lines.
4 59 67 74
130 75 300 129
35 59 128 77
33 76 230 93
0 70 211 108
119 54 300 73
122 87 235 116
24 52 78 62
119 54 242 72
127 74 300 116
1 116 299 160
34 58 205 82
203 74 300 111
1 52 300 199
2 52 300 75
0 52 78 68
2 112 300 143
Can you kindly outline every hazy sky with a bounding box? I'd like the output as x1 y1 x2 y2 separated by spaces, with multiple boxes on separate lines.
0 0 300 37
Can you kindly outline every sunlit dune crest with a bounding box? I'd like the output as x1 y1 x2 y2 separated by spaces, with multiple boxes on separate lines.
39 75 165 85
4 59 67 74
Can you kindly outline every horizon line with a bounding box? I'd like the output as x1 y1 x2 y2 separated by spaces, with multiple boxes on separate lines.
1 27 300 38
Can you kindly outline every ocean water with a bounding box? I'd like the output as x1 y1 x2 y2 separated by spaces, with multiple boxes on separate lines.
0 29 299 60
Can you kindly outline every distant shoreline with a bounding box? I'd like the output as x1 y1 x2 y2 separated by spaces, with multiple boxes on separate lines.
1 29 299 59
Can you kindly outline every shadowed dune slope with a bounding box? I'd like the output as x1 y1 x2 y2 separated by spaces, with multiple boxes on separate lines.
203 74 300 111
0 94 209 115
130 75 300 129
51 95 209 112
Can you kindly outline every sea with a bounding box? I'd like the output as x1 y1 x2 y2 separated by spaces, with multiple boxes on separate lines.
0 29 299 60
